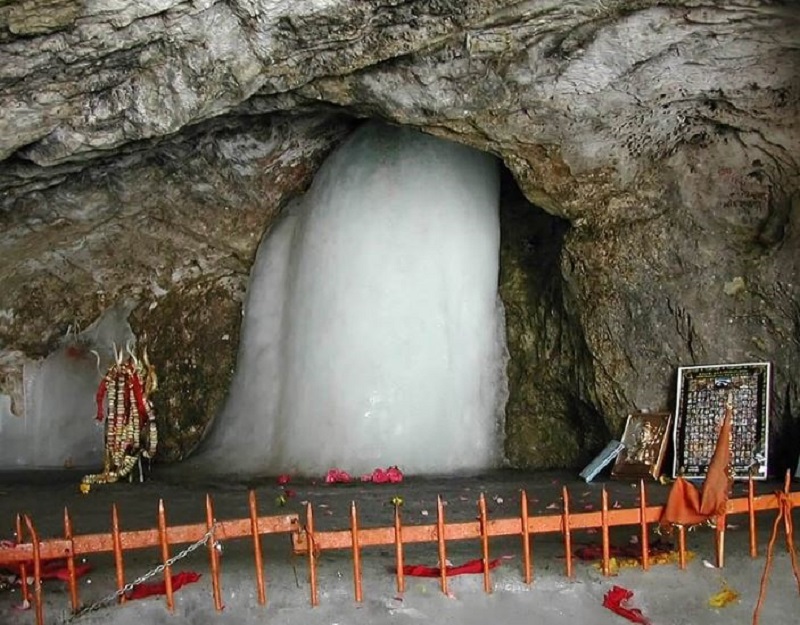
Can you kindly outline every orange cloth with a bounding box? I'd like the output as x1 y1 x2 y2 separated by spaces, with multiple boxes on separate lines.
660 402 732 527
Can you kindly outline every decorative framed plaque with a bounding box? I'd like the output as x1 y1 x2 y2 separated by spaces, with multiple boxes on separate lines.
612 413 672 480
672 362 770 480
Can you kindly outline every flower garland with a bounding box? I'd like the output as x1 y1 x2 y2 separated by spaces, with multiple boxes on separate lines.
81 344 158 489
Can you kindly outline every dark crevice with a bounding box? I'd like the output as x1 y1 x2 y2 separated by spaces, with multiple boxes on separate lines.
498 166 607 469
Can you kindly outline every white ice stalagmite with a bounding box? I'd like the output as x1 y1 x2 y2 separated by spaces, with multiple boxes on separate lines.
201 122 508 476
0 305 135 469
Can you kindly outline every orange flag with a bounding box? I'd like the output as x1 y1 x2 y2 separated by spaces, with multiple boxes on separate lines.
660 396 733 527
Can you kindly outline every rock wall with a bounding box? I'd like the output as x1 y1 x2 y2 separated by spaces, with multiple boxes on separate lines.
1 1 798 469
0 113 353 460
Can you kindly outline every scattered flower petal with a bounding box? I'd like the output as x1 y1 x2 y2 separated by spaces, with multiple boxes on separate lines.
709 586 739 608
325 468 352 483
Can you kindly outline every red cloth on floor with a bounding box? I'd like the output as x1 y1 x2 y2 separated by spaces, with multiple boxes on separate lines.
574 539 673 561
603 585 651 625
39 562 92 582
1 557 92 583
126 571 202 600
403 558 503 577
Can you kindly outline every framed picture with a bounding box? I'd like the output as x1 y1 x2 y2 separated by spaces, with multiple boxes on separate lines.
612 412 672 480
672 362 770 480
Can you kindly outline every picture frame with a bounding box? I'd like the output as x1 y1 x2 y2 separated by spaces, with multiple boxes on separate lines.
672 362 771 480
611 412 672 480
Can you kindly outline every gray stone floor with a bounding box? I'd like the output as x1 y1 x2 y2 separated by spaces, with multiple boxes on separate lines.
1 469 798 624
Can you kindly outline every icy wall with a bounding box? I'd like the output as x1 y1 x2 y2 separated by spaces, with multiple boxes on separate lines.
0 306 135 469
201 122 508 476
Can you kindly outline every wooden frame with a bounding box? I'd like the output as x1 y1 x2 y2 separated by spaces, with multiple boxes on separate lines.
611 412 672 480
672 362 771 480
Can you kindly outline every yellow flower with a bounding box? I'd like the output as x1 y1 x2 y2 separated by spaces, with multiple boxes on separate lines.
709 586 739 608
79 483 91 495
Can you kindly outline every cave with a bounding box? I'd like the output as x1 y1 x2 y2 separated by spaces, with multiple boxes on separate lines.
1 1 799 479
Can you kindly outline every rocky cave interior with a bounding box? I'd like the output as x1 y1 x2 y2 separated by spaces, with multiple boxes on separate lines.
0 1 799 480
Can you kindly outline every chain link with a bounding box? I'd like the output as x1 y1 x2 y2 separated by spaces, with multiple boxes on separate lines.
60 523 219 624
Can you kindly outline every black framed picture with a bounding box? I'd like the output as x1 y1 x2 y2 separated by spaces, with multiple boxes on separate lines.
672 362 770 480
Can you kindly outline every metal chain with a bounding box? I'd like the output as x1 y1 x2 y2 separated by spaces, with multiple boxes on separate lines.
60 523 219 624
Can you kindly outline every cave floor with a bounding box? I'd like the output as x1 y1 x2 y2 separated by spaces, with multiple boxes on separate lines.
1 469 798 625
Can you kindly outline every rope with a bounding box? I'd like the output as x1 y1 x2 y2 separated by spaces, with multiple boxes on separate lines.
752 491 800 625
305 526 321 558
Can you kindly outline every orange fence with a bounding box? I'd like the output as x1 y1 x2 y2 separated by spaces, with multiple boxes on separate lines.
5 493 300 624
2 473 798 625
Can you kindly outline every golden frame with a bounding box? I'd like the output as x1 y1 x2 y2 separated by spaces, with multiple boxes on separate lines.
611 412 672 480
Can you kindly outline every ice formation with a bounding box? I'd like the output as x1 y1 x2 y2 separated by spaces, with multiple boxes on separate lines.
200 122 508 476
0 306 135 469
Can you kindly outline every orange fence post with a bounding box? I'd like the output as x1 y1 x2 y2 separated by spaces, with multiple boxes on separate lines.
111 504 126 604
206 494 223 611
601 488 610 576
562 487 573 578
678 525 687 570
520 490 532 584
248 490 267 605
715 509 726 568
478 494 491 593
748 477 757 558
16 514 29 607
639 480 650 571
351 501 363 603
157 499 175 612
437 496 448 596
306 503 318 607
23 515 44 625
394 502 405 594
64 507 80 612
